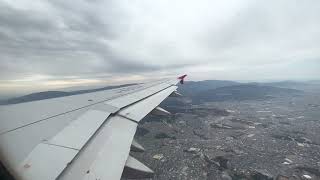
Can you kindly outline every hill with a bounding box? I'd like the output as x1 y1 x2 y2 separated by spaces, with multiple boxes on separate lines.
178 80 239 96
0 80 307 105
191 84 303 104
0 84 136 105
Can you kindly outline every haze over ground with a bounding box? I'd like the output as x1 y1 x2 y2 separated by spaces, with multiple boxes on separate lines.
0 0 319 97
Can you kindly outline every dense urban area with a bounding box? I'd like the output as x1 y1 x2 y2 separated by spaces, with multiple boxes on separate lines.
130 80 320 180
1 80 320 180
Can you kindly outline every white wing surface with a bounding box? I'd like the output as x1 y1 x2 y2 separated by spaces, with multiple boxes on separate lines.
0 75 187 180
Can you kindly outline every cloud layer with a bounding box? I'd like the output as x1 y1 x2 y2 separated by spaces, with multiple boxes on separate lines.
0 0 319 94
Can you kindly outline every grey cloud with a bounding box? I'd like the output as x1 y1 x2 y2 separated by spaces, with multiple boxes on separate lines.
203 0 320 65
0 4 56 33
0 0 175 81
0 0 319 86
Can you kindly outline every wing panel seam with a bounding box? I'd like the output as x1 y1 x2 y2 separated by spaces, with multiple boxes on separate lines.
115 114 139 123
42 142 80 151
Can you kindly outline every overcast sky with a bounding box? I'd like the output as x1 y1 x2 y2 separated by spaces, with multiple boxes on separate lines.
0 0 319 96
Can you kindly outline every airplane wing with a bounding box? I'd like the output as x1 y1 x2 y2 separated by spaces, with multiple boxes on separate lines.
0 75 187 180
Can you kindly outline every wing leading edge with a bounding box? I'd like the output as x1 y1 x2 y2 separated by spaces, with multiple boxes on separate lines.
0 75 187 180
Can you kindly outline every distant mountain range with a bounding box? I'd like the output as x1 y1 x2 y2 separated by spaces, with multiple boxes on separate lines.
191 84 302 104
177 80 240 96
0 80 314 106
259 81 320 92
0 84 135 105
